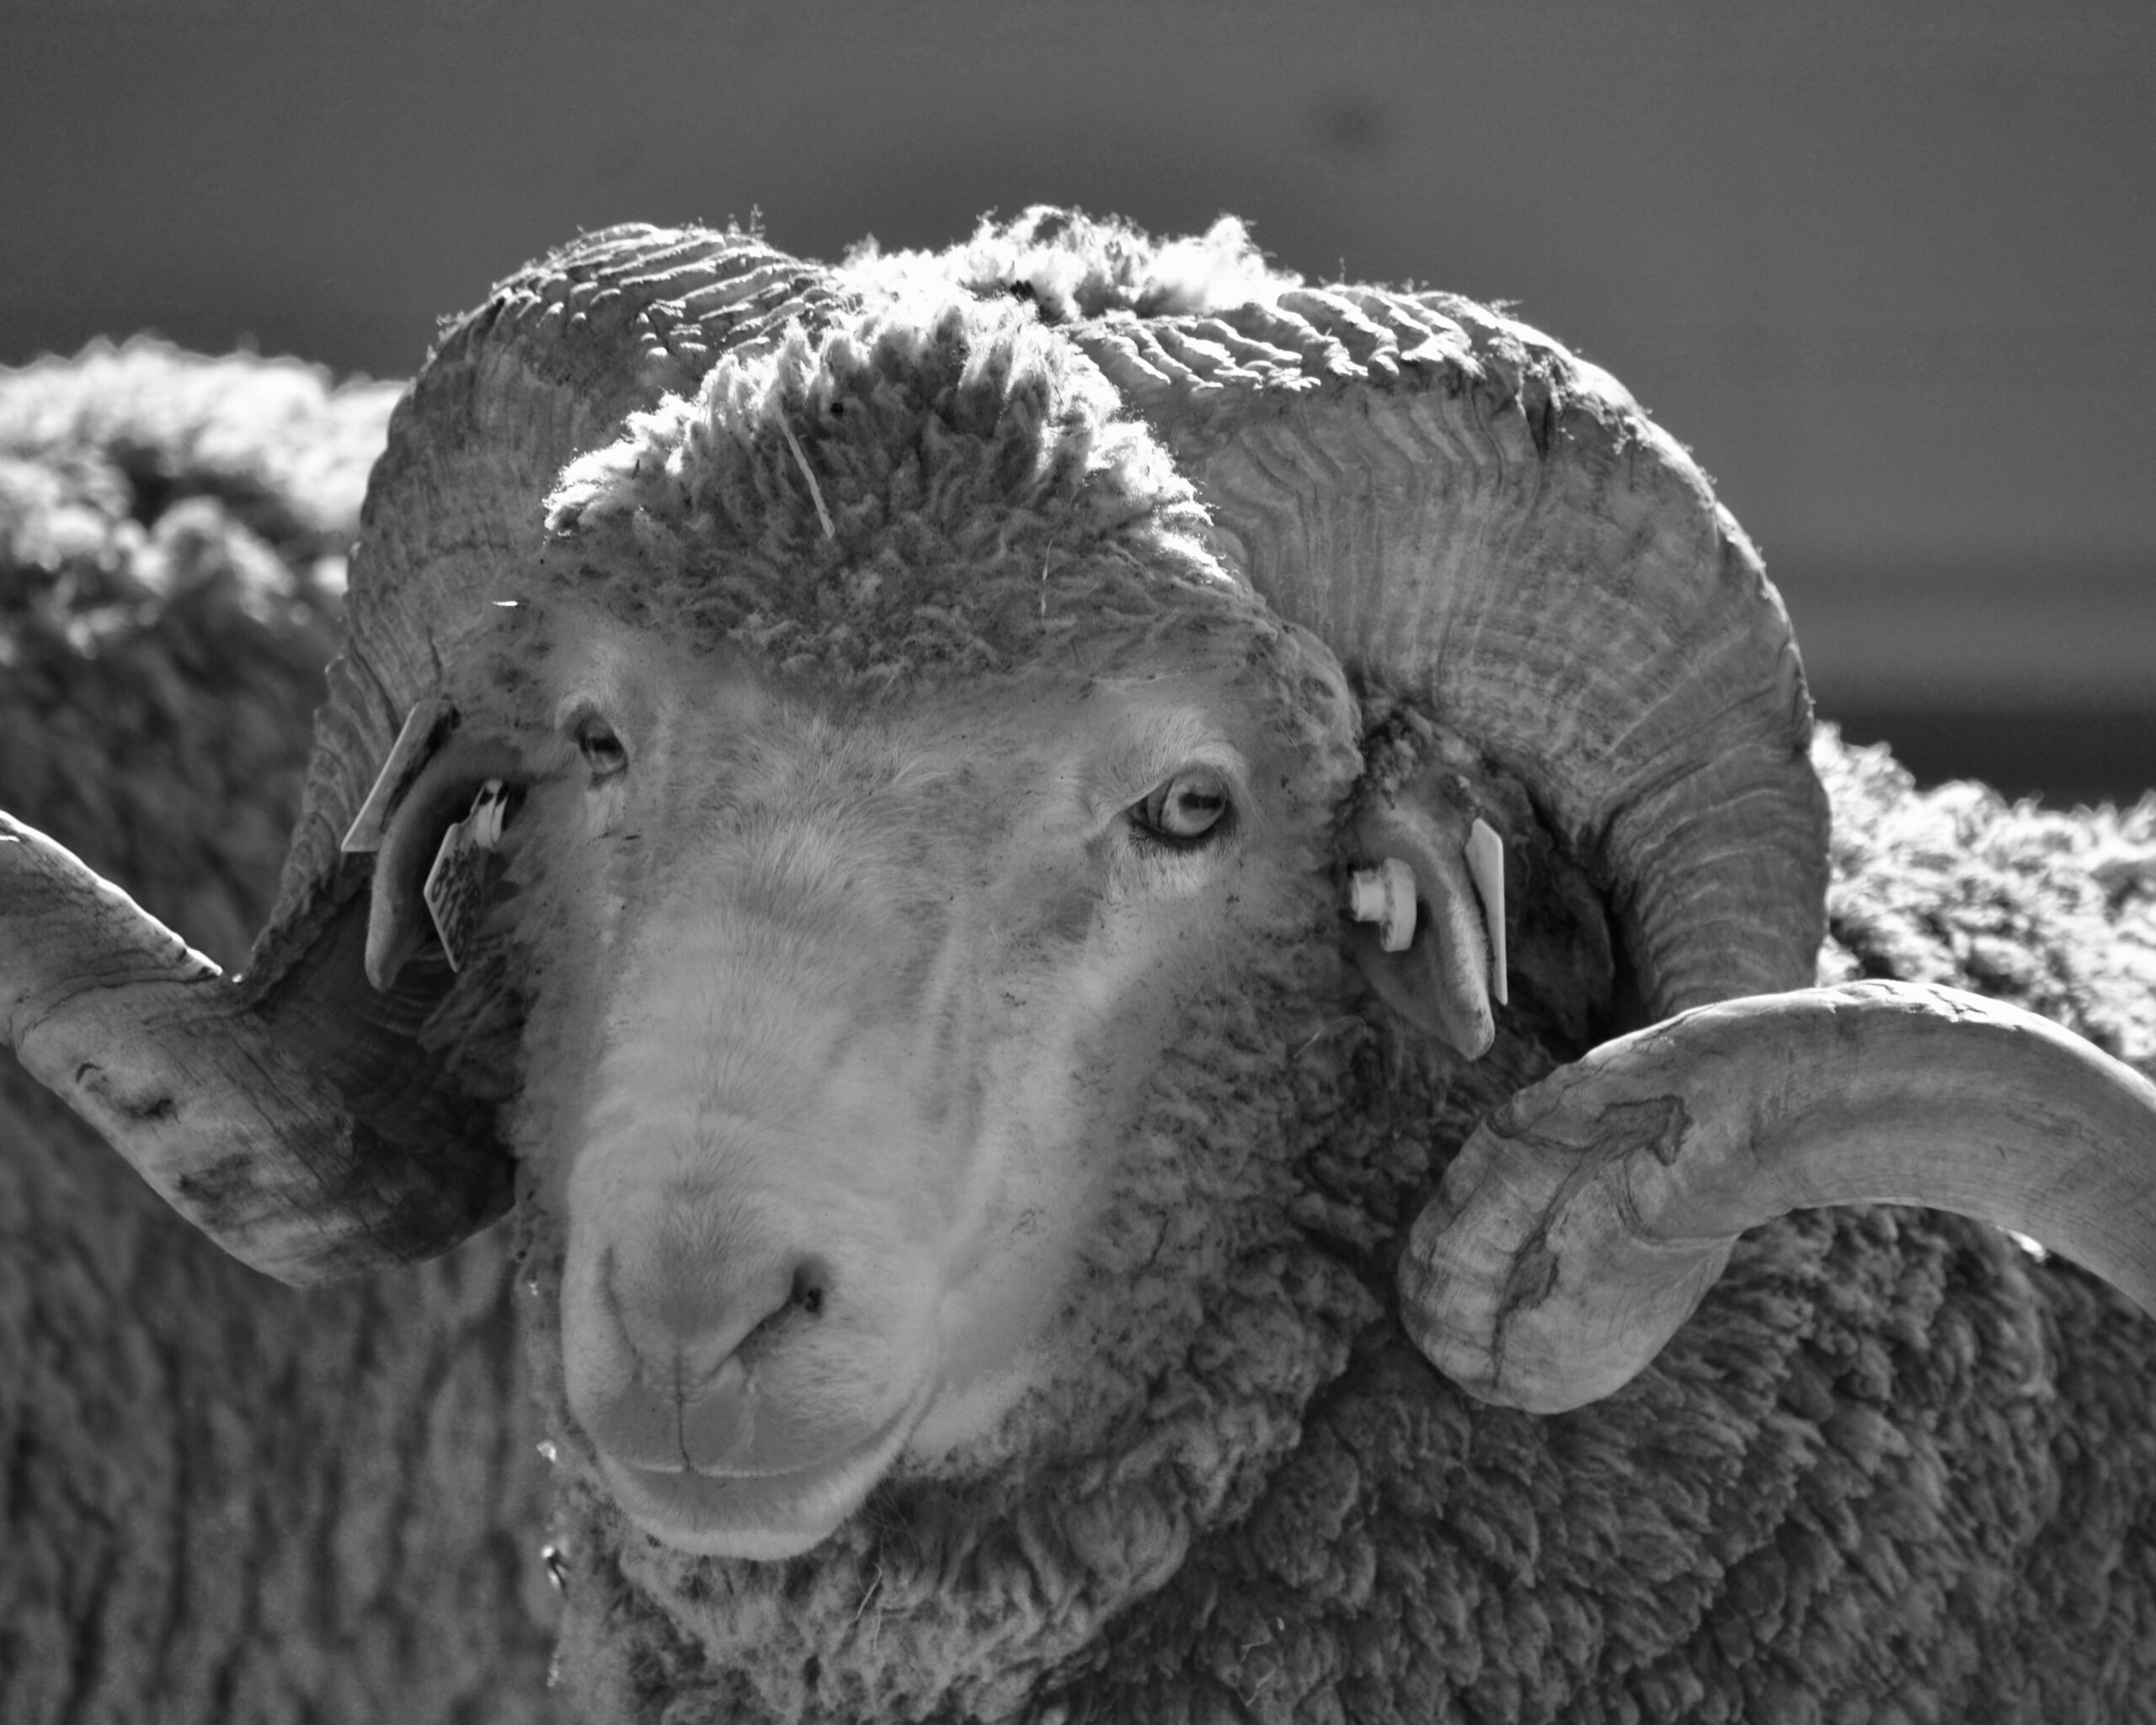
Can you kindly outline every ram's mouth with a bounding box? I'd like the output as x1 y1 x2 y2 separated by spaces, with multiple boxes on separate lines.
600 1386 931 1560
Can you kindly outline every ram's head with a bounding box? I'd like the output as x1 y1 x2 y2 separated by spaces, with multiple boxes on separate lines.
5 215 2153 1583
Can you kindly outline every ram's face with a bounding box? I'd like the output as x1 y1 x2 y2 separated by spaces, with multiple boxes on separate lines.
496 601 1358 1558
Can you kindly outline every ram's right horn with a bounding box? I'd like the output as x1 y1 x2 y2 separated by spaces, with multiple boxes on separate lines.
1401 980 2156 1413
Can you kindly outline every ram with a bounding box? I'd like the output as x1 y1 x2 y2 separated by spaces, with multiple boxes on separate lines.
5 211 2155 1723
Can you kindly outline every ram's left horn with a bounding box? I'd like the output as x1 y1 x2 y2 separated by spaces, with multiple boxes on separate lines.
0 812 509 1282
1402 980 2156 1413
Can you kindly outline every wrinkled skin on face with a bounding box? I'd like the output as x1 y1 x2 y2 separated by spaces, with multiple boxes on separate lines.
475 587 1363 1561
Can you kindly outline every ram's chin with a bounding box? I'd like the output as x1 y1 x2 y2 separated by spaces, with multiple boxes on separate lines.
602 1390 929 1560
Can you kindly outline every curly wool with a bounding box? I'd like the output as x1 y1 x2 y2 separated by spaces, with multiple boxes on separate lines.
846 206 1295 327
0 339 392 967
1814 730 2156 1068
539 291 1237 682
0 335 400 578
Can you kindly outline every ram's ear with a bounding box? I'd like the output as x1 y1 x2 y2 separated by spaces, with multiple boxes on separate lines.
1345 781 1505 1059
343 705 526 991
1347 779 1630 1063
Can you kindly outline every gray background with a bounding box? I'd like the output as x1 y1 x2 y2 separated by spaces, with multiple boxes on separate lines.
6 0 2149 801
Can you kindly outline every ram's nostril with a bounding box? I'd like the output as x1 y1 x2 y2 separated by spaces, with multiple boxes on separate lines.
789 1260 830 1318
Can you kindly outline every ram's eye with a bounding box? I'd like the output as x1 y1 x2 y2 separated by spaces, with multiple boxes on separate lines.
1134 768 1232 846
574 713 627 781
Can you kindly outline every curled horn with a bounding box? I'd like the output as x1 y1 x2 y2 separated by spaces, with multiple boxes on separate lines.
1404 981 2156 1412
0 226 857 1281
1071 287 1828 1021
274 227 860 930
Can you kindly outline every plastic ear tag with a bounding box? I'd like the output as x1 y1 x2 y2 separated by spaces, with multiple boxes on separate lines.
343 697 455 854
1465 818 1508 1006
1347 857 1419 953
422 779 510 972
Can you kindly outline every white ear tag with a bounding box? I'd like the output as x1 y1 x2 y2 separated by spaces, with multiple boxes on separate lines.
343 697 455 854
1465 818 1508 1006
1347 857 1418 953
422 779 510 972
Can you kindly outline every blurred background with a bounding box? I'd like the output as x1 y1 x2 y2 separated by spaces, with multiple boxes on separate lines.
4 0 2149 803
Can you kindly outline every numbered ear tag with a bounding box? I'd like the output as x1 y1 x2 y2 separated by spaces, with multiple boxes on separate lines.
1465 818 1508 1006
422 779 511 972
344 697 456 854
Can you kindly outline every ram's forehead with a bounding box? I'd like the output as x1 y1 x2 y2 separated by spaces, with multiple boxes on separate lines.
529 531 1257 687
518 587 1331 751
532 286 1257 682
